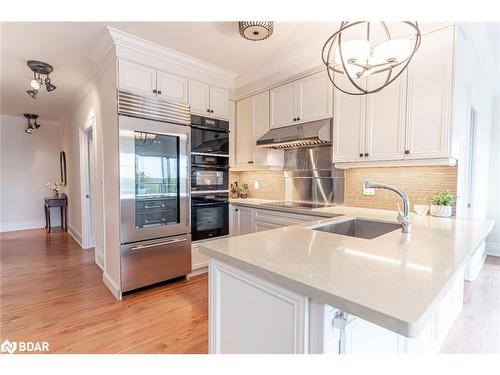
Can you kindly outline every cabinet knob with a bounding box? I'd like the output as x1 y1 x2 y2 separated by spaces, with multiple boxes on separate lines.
364 153 369 157
210 110 214 113
248 161 254 164
293 118 297 121
157 90 162 95
153 89 157 94
207 109 210 113
359 153 364 158
297 117 300 121
405 150 410 155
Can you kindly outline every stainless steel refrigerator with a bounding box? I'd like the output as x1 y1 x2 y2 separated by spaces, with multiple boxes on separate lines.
118 90 191 292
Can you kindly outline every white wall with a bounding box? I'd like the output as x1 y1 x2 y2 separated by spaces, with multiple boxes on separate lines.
487 96 500 256
0 114 63 231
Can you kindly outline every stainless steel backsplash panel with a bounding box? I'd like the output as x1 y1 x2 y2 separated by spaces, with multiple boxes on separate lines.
283 146 344 205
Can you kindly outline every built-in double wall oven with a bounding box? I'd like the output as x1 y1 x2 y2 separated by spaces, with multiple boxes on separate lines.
190 115 230 242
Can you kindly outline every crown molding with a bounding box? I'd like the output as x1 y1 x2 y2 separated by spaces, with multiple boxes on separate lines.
106 27 238 84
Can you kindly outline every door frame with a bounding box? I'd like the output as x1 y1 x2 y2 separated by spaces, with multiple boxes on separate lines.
79 117 96 249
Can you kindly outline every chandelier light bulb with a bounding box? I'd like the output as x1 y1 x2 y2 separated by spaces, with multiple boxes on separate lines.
373 39 413 64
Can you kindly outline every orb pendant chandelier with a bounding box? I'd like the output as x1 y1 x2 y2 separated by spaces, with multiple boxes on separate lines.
321 22 421 95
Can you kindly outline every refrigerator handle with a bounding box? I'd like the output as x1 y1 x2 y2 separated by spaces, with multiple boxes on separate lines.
130 237 188 252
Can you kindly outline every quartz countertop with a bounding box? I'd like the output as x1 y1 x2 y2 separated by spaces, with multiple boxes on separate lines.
201 204 494 337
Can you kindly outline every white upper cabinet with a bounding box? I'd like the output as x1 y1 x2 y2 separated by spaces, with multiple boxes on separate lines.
189 81 229 120
333 75 366 162
189 80 211 115
156 71 188 104
210 86 230 120
405 27 454 159
119 59 157 96
364 72 407 161
333 26 456 167
270 71 333 129
295 72 333 124
236 91 283 169
270 83 296 129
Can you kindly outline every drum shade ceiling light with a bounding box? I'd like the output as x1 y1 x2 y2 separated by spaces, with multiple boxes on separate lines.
322 22 421 95
26 60 57 99
239 22 274 41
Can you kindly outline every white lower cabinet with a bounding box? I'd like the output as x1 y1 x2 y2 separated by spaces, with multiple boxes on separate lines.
209 258 465 354
191 242 209 271
229 204 324 236
209 259 309 354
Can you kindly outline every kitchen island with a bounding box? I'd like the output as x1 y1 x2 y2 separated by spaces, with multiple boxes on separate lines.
200 205 494 354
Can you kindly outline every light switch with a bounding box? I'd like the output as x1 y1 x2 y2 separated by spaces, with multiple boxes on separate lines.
254 181 260 190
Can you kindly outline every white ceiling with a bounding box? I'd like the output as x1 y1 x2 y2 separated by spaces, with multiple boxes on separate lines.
1 22 499 121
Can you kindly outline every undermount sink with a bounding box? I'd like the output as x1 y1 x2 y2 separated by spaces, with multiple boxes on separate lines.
311 218 401 239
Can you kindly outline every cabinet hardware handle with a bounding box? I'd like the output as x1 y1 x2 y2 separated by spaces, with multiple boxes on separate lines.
207 109 210 113
359 153 364 157
364 153 369 157
210 110 214 113
153 89 157 94
248 161 254 164
405 150 410 155
157 90 162 95
297 117 300 121
293 118 297 121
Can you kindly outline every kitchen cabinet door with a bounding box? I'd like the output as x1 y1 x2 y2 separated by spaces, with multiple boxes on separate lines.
364 72 406 161
270 83 296 129
235 97 253 167
405 27 454 159
251 91 272 166
156 71 188 104
296 72 333 125
118 59 157 96
333 75 366 162
189 80 211 116
210 86 229 120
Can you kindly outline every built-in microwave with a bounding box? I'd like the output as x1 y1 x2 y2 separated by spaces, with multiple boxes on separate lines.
190 115 229 155
191 153 229 192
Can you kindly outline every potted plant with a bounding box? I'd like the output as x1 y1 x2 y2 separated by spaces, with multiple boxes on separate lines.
238 183 249 199
427 191 455 217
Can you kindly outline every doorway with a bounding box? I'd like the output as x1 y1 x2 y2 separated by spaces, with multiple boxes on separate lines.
465 107 478 218
79 118 95 250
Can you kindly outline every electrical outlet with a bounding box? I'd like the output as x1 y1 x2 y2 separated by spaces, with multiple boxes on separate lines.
363 185 375 196
254 181 260 190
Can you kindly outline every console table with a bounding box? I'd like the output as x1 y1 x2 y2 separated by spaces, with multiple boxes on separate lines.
44 195 68 233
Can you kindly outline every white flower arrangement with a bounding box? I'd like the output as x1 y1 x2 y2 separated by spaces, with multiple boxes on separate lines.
46 181 65 197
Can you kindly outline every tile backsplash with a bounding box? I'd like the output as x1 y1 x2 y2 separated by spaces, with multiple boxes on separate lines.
230 165 458 211
344 166 458 210
230 170 284 201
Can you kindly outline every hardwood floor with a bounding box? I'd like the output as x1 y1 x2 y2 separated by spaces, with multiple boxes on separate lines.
0 229 208 354
1 228 499 354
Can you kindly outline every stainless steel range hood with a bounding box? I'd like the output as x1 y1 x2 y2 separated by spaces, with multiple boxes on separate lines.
256 119 332 149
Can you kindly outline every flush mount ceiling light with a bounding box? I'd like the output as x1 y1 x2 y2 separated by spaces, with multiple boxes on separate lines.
26 60 57 99
239 21 274 41
321 22 421 95
24 113 40 134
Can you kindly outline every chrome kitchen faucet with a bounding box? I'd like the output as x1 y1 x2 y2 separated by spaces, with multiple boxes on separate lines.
364 181 412 233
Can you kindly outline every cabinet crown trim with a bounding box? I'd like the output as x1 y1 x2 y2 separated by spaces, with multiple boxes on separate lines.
101 27 238 83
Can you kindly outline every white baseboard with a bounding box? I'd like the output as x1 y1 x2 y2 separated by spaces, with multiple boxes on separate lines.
95 252 104 271
0 219 46 233
103 272 121 300
67 223 83 248
487 242 500 257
